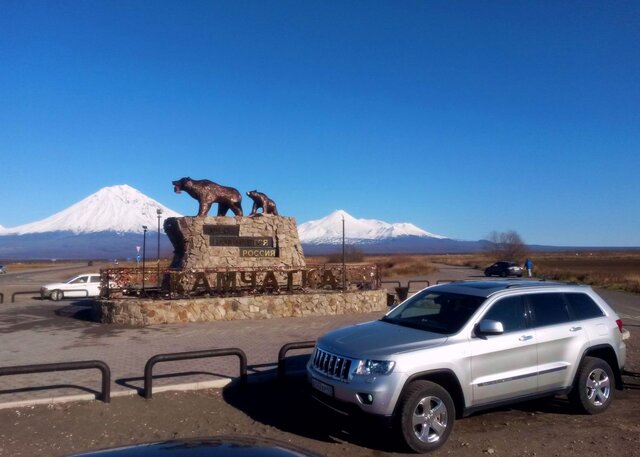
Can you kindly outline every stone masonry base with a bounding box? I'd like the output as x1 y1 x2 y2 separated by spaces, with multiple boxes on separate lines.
96 289 387 326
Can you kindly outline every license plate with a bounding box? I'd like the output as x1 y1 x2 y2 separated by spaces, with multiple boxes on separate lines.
311 378 334 397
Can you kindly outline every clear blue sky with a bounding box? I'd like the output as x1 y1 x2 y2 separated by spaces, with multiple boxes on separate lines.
1 1 638 246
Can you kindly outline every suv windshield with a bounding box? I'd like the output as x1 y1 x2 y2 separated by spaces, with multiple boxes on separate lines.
383 289 485 334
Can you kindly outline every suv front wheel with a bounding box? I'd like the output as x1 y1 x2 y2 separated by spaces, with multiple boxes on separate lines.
396 380 455 453
569 356 614 414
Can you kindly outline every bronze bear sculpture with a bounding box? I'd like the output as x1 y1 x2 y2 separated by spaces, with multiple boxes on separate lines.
246 190 278 216
173 177 243 217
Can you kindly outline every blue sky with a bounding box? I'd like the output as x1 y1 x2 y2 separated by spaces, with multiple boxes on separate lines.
1 1 638 246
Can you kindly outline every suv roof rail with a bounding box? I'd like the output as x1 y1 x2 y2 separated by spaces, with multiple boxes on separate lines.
504 279 580 288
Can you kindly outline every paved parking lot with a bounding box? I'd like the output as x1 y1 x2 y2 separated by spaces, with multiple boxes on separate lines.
1 264 638 409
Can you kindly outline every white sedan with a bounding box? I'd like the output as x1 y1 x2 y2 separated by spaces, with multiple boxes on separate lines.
40 273 103 301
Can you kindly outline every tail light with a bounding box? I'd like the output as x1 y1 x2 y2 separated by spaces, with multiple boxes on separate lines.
615 319 624 333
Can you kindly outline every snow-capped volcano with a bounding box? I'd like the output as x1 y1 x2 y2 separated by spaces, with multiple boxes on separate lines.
1 185 182 235
298 210 447 244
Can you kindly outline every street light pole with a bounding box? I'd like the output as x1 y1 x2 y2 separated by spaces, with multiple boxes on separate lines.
156 209 163 288
342 215 346 291
142 225 148 294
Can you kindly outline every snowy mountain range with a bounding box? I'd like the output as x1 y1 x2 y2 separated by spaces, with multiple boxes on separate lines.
298 210 447 244
0 185 485 259
1 185 181 235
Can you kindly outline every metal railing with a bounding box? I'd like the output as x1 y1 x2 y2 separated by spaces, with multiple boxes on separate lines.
143 348 248 399
101 264 381 300
277 341 316 380
381 280 401 289
0 360 111 403
407 280 430 291
11 291 41 302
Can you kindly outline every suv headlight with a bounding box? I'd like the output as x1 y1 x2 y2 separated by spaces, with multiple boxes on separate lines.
354 359 395 376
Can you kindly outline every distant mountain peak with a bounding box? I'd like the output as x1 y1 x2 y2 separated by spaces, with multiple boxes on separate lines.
298 209 447 244
1 185 182 235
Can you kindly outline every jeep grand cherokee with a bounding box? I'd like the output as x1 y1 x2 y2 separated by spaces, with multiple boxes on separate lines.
307 280 626 453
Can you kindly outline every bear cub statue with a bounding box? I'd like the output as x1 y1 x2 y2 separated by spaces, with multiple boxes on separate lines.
246 190 278 217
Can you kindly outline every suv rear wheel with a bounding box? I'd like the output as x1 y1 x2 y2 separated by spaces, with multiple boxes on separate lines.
569 356 614 414
397 380 455 453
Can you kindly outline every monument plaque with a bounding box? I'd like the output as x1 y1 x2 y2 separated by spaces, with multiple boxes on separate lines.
203 225 240 236
209 236 273 247
240 247 278 258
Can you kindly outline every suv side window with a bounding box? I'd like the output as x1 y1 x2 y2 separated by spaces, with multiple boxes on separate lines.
482 296 527 332
90 276 101 283
527 293 571 327
564 293 605 320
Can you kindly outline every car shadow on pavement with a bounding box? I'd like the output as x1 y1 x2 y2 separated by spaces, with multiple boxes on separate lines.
222 374 403 453
54 300 97 322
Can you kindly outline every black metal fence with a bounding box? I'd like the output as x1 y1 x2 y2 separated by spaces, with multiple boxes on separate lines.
408 280 430 291
0 360 111 403
143 348 248 399
11 291 41 302
277 341 316 380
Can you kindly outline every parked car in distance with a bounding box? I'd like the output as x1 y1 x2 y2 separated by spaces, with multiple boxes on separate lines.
307 280 626 453
484 261 523 277
41 273 103 301
0 265 6 274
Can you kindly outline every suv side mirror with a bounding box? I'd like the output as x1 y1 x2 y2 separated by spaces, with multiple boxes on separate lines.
476 319 504 338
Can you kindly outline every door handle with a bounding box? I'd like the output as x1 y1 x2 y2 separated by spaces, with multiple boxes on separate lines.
519 335 533 341
570 326 583 332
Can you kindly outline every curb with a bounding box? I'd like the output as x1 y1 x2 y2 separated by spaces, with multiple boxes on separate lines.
0 378 232 410
0 369 309 411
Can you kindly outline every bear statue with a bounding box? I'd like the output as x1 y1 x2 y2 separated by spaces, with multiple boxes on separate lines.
246 190 279 217
172 177 243 217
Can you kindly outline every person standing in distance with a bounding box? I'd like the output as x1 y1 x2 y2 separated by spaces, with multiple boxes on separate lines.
524 258 534 277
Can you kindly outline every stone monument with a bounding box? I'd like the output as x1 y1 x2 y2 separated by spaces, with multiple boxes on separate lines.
96 179 386 325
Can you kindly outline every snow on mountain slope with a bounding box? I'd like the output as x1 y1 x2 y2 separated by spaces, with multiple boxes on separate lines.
298 210 447 244
1 185 182 235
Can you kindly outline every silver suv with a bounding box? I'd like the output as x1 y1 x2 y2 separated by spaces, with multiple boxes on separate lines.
307 280 627 453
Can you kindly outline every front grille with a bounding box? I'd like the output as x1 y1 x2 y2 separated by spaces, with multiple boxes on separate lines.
311 348 354 382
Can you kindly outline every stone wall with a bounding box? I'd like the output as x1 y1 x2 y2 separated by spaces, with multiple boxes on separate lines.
164 215 305 270
96 289 387 326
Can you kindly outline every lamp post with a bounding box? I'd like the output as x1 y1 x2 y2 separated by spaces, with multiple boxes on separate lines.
142 225 148 294
342 215 346 290
156 209 163 288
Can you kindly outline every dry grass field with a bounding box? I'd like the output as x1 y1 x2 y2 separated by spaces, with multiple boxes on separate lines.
429 251 640 294
309 250 640 293
307 254 439 278
0 260 89 272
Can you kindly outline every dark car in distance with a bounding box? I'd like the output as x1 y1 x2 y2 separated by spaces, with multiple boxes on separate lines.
484 261 523 277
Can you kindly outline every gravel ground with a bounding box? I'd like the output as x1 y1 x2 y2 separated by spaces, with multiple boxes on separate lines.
1 331 638 457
